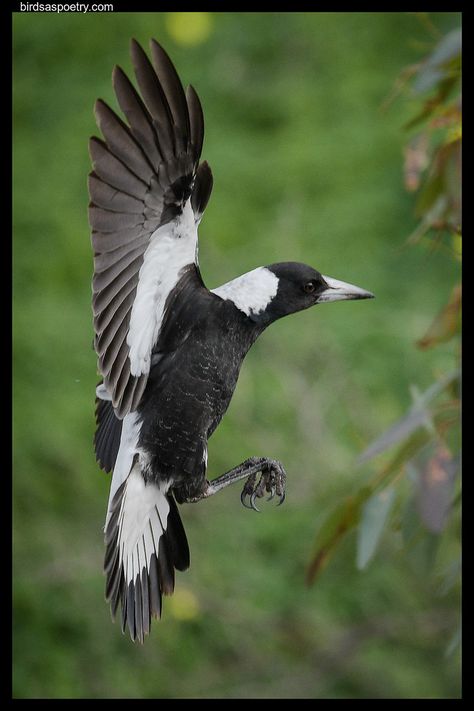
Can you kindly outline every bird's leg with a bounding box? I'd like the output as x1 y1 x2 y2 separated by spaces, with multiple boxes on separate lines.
184 456 287 512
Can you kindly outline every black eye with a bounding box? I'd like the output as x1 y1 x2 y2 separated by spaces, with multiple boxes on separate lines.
303 281 316 294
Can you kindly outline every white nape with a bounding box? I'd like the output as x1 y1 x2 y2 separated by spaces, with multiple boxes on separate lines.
127 200 198 377
211 266 279 317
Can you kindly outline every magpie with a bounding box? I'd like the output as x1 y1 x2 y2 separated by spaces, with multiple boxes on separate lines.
88 38 374 643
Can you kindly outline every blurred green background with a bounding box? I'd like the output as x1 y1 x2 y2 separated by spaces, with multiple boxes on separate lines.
13 11 461 699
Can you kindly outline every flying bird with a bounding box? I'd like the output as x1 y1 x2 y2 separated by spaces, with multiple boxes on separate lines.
88 38 374 643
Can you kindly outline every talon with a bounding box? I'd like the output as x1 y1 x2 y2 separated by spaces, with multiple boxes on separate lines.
241 490 253 509
250 492 261 512
239 464 286 512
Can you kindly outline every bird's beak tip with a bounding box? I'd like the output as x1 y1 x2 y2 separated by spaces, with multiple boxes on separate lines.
318 275 375 304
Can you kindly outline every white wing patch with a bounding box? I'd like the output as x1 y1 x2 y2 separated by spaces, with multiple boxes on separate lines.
211 266 279 317
127 200 198 377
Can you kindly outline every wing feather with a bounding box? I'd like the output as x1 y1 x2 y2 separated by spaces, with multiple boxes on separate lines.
186 85 204 162
89 206 145 233
91 224 150 253
95 284 136 335
94 99 155 182
150 40 190 152
130 39 176 161
92 255 142 311
89 137 148 198
112 65 163 171
88 173 145 214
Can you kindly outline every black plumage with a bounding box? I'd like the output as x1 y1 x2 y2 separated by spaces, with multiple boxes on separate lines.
94 396 122 473
89 39 374 642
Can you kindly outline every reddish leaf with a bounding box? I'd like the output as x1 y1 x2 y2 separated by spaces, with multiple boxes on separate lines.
417 445 458 533
404 133 429 192
417 283 461 349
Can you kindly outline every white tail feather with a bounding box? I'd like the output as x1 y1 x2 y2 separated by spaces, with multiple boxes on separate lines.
115 465 170 585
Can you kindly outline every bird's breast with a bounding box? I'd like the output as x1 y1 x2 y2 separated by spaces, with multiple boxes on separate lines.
136 322 254 487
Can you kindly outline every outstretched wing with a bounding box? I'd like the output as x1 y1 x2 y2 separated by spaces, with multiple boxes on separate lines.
89 39 213 418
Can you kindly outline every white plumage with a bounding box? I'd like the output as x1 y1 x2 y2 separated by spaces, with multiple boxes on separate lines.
113 465 171 585
211 266 279 317
127 200 198 377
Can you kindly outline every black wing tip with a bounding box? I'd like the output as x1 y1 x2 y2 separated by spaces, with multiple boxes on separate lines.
112 63 126 84
94 396 122 474
130 36 141 51
93 98 108 127
149 37 169 59
186 83 199 99
94 97 113 115
130 36 148 64
191 160 213 219
200 160 213 182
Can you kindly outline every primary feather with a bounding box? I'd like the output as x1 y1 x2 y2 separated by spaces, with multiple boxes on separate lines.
89 38 212 419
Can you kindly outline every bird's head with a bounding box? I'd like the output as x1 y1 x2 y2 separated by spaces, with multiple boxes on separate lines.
253 262 374 324
211 262 374 325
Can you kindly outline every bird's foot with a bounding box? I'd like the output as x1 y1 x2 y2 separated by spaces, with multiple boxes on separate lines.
182 456 287 509
240 459 286 512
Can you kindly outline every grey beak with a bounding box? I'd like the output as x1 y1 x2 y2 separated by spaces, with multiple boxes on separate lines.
317 275 375 303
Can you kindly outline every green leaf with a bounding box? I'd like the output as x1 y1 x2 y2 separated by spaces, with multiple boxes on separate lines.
427 29 462 68
361 407 430 466
306 492 367 585
308 368 460 586
445 624 461 658
357 371 459 464
413 29 462 93
356 487 396 570
308 431 429 585
408 194 448 243
414 171 444 217
437 557 461 597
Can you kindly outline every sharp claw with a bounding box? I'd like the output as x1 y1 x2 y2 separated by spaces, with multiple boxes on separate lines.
240 465 286 511
250 492 261 512
241 490 253 509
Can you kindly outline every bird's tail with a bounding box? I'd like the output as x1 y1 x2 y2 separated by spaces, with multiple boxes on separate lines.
104 462 190 642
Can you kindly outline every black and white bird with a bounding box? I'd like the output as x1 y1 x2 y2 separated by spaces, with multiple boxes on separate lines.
88 38 374 643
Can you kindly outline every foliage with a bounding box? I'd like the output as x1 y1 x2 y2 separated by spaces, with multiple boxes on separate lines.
307 19 461 657
13 11 461 699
